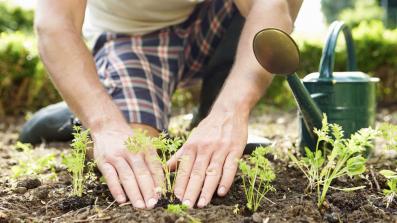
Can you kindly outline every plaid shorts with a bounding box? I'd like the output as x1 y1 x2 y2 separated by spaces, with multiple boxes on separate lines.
93 0 238 131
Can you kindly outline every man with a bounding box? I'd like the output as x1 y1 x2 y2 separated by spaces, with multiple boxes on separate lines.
33 0 302 209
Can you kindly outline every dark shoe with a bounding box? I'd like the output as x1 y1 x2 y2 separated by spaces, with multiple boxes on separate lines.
19 102 74 144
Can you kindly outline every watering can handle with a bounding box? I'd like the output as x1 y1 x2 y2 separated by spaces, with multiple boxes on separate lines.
319 21 357 79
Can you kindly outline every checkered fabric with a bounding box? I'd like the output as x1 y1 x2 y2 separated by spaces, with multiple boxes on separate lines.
93 0 238 131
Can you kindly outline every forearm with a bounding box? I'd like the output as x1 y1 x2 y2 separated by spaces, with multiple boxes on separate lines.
37 29 127 131
211 0 300 117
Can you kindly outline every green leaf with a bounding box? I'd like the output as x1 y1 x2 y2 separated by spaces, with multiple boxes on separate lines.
380 170 397 179
346 156 367 176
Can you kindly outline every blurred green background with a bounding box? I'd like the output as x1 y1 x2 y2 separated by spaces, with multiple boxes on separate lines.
0 0 396 118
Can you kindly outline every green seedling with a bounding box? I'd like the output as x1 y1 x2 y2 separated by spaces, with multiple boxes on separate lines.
166 204 201 223
289 114 378 207
379 169 397 208
124 129 152 153
239 146 276 212
152 132 183 200
378 123 397 151
63 126 92 197
11 141 57 180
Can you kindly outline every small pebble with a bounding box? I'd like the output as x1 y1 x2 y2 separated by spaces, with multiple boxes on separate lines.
252 213 263 223
324 212 339 223
0 211 8 221
17 178 41 189
14 186 27 194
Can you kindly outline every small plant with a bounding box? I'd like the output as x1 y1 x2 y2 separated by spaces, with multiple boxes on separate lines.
152 132 183 200
379 170 397 208
11 141 56 179
166 204 200 223
62 126 92 197
124 130 183 200
239 146 276 212
289 114 378 207
124 129 152 153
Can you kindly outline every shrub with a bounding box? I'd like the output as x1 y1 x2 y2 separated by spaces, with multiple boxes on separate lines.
0 32 61 117
0 2 33 33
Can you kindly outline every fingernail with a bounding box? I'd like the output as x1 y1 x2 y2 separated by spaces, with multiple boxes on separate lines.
198 197 206 207
116 195 126 203
174 190 182 199
183 199 191 207
147 198 158 208
135 200 146 209
218 186 226 195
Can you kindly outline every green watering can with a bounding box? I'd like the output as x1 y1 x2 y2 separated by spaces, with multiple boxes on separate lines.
252 21 379 151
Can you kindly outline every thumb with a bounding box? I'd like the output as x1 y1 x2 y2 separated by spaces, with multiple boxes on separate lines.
167 147 184 171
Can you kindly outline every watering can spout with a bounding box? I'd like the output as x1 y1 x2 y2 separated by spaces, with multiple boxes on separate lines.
253 28 323 149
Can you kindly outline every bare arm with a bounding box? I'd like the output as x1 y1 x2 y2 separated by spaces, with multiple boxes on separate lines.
35 0 163 209
35 0 126 131
169 0 303 208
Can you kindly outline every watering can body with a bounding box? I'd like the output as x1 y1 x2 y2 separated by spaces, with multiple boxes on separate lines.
298 21 379 150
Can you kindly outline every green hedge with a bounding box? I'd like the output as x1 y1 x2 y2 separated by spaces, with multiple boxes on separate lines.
262 21 397 108
0 3 33 33
0 32 60 116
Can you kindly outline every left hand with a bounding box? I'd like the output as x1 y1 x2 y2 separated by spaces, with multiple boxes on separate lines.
167 110 248 208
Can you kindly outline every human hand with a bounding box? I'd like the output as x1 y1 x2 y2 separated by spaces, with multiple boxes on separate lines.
168 111 248 208
92 124 164 209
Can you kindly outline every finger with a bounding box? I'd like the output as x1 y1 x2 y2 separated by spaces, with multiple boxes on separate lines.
167 147 184 171
145 149 165 193
218 151 240 197
182 154 211 208
98 162 126 203
197 152 226 208
112 159 146 209
173 148 196 200
127 154 158 208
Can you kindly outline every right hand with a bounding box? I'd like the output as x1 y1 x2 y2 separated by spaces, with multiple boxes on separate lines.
91 123 164 209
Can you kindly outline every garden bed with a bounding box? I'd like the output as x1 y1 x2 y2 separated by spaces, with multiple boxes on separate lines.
0 106 397 223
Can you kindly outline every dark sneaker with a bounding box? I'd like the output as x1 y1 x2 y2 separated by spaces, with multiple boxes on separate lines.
19 102 74 144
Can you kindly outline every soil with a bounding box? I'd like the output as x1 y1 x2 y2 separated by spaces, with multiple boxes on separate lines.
1 107 397 223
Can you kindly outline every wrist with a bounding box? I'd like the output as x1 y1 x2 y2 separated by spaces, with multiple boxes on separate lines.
88 115 130 136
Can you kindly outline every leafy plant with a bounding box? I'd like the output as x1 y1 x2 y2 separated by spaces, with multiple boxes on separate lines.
166 204 200 223
124 130 183 200
379 170 397 208
152 133 183 200
289 114 378 207
124 129 152 153
63 126 92 197
11 141 56 179
239 146 276 212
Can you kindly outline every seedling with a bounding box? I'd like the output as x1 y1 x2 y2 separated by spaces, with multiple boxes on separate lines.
124 129 152 153
239 146 276 212
289 114 378 207
152 132 183 200
63 126 92 197
379 170 397 208
11 141 56 180
166 204 200 223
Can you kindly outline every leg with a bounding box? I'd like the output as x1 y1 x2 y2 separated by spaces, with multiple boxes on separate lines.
93 31 182 135
173 0 244 127
191 14 245 128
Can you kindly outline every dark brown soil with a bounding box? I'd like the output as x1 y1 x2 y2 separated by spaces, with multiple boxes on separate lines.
1 107 397 222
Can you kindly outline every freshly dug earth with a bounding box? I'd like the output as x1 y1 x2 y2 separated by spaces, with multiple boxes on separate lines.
1 107 397 223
